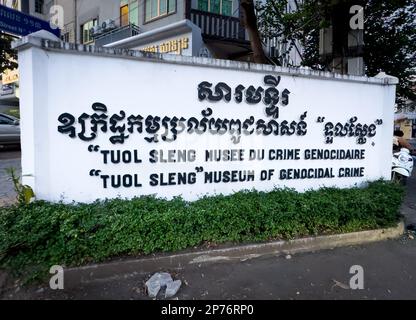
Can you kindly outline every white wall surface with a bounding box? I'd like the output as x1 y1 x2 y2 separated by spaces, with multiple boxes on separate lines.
17 37 397 203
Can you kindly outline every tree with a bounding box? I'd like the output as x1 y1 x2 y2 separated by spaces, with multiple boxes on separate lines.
240 0 269 64
0 31 18 76
363 0 416 108
255 0 416 109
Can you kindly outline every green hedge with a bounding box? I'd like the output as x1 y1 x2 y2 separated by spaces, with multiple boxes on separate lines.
0 181 404 281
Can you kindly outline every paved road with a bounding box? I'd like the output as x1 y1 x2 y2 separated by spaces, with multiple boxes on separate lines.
400 167 416 227
2 234 416 300
1 152 415 300
0 149 21 207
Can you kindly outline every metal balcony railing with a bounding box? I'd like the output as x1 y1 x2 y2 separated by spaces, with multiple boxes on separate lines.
94 23 140 47
189 9 246 41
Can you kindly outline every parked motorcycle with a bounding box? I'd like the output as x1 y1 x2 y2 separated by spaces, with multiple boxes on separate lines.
392 148 414 185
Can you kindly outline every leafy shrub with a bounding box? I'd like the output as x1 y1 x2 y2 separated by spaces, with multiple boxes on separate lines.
0 181 404 281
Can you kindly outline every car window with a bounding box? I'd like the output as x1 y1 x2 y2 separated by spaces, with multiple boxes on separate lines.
0 115 13 125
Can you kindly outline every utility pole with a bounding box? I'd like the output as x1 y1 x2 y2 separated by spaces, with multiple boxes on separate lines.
74 0 78 43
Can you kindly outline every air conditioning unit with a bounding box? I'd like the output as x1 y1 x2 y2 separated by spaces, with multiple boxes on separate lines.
91 25 102 36
102 19 116 31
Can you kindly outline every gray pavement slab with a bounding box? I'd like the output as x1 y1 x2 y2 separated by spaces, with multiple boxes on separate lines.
0 149 21 207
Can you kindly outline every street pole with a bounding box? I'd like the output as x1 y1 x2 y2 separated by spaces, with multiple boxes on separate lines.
74 0 77 43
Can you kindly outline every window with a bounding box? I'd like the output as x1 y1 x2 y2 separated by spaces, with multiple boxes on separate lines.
145 0 176 22
81 19 98 44
120 4 129 26
119 0 139 26
129 0 139 26
34 0 44 14
1 0 19 10
61 32 70 42
197 0 232 16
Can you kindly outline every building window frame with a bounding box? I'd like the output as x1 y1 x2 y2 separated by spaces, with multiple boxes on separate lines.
144 0 177 23
120 4 130 26
129 0 139 26
197 0 233 16
61 32 70 42
34 0 44 14
81 18 98 44
1 0 19 10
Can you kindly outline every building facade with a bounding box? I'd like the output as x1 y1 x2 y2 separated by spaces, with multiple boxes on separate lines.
394 114 416 140
1 0 49 18
0 0 58 109
2 1 303 64
41 1 254 60
31 0 305 64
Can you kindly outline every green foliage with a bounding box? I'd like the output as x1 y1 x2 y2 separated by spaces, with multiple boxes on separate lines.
363 0 416 107
0 31 18 76
2 108 20 119
256 0 416 109
0 181 404 282
5 168 35 206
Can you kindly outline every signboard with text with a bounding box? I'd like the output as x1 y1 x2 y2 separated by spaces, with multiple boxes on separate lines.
17 41 396 203
1 68 19 84
0 4 60 37
132 33 194 56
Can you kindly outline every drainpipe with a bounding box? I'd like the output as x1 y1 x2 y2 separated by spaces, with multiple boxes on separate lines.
185 0 191 20
74 0 78 43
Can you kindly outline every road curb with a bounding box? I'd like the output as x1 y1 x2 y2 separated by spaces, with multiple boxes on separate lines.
64 222 405 288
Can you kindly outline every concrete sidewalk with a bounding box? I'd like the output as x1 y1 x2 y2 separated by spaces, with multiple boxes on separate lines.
0 149 21 207
400 170 416 227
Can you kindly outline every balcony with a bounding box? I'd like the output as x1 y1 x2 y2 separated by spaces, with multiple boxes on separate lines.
94 23 140 47
189 9 246 41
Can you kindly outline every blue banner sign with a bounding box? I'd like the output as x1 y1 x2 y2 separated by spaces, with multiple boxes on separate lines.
0 4 60 37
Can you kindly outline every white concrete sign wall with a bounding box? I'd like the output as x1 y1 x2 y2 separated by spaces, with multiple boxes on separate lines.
15 34 397 203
